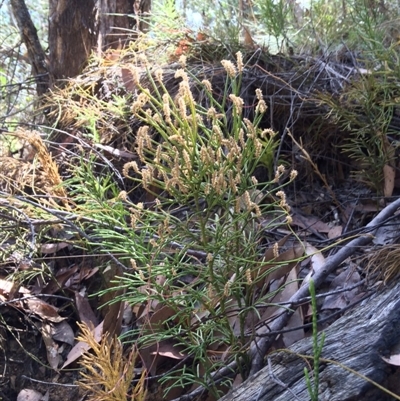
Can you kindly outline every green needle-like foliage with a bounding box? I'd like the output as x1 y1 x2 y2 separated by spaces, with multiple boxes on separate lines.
67 53 301 398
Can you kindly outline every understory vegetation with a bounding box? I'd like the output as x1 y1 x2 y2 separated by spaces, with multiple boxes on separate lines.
2 1 400 400
66 53 301 397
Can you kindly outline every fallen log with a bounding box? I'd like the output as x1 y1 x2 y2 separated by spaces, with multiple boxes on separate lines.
219 281 400 401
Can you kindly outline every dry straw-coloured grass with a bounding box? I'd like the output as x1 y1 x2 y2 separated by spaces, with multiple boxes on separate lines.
365 244 400 286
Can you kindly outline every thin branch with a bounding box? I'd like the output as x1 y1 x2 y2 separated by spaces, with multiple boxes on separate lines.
10 0 51 95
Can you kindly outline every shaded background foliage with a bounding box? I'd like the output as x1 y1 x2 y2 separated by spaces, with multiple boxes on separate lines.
2 0 400 131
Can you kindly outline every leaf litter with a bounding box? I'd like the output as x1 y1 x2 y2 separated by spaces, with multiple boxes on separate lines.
2 49 400 401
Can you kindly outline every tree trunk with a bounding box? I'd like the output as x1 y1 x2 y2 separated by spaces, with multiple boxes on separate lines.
48 0 98 80
48 0 150 80
219 282 400 401
12 0 152 87
97 0 135 51
133 0 151 34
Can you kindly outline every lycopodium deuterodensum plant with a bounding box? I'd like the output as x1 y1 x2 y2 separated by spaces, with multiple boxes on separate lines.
305 279 325 401
67 52 301 398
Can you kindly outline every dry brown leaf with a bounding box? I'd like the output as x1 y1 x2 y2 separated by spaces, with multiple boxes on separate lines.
261 242 304 289
253 235 293 288
322 269 361 311
258 265 304 347
40 242 70 254
242 26 256 49
0 277 19 299
40 323 61 370
103 298 124 338
283 307 304 347
328 225 343 239
25 298 65 323
262 235 290 262
259 267 296 326
139 344 160 376
132 299 148 323
120 67 136 92
139 305 183 375
51 320 75 346
62 321 103 369
75 291 98 327
101 269 125 338
279 267 304 347
43 265 78 294
291 213 333 234
79 265 99 280
133 295 164 326
242 309 260 338
232 373 244 389
263 258 297 288
347 201 381 214
383 164 395 197
149 341 186 360
145 304 177 332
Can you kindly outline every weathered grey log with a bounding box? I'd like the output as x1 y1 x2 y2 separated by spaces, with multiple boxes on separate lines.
219 282 400 401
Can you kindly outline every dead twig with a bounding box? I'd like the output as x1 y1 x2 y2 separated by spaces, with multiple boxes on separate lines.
249 196 400 374
170 197 400 401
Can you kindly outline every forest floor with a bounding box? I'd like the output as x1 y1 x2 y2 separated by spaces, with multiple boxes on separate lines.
1 174 396 401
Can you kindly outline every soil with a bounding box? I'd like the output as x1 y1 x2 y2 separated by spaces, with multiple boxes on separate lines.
0 320 82 400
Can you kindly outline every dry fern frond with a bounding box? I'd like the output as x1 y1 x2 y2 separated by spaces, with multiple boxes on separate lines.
77 323 147 401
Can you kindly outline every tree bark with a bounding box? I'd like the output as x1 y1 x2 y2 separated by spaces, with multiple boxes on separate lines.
219 282 400 401
10 0 51 96
97 0 135 51
133 0 151 34
48 0 98 80
12 0 152 84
